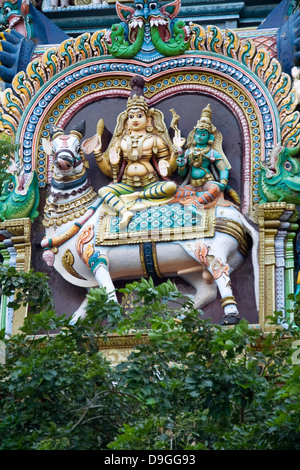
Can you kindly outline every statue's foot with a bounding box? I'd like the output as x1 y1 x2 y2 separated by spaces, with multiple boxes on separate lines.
119 210 134 229
122 191 141 202
219 314 240 326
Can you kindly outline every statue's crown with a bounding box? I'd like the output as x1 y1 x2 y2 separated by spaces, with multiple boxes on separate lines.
127 94 149 114
196 104 212 133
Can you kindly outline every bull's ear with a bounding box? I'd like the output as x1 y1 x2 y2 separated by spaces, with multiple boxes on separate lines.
82 134 100 154
42 137 53 156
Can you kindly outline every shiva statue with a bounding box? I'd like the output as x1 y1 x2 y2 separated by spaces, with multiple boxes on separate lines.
83 76 185 228
174 104 239 208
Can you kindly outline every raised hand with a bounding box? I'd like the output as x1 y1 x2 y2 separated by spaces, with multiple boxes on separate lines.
109 146 121 166
158 159 170 177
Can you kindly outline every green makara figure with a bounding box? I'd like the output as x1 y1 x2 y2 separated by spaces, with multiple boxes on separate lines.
0 164 39 221
259 141 300 204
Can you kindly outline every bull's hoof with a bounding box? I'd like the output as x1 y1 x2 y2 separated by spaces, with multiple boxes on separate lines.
219 314 240 325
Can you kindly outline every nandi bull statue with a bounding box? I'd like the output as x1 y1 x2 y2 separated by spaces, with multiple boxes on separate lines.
41 114 259 326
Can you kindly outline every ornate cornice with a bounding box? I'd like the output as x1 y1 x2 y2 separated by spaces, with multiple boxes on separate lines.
1 24 298 141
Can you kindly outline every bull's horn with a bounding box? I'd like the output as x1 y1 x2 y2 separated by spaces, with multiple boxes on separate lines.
70 120 86 140
49 123 64 140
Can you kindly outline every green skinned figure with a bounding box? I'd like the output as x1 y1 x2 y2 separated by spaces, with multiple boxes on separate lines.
177 104 231 192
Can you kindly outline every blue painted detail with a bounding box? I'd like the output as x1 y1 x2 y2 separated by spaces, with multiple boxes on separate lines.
88 251 108 274
109 203 202 235
275 5 300 75
142 242 161 280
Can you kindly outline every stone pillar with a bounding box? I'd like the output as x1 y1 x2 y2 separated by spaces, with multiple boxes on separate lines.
258 202 297 330
0 218 32 336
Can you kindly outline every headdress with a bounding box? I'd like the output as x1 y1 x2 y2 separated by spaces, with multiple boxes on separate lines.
195 104 213 133
127 75 149 114
126 94 149 114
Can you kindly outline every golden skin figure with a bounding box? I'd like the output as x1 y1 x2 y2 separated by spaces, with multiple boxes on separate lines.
84 93 185 228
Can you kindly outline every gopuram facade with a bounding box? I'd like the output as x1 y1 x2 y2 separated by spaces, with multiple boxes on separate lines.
1 0 300 360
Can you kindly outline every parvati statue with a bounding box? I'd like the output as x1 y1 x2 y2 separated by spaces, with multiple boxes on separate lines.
174 104 239 208
83 76 185 227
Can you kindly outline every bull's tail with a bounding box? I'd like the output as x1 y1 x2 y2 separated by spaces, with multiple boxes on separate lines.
240 214 260 312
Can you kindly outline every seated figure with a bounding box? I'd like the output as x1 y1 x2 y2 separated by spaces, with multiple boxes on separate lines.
84 77 184 228
175 104 237 208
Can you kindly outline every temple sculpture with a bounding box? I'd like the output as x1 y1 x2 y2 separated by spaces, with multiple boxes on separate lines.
83 76 184 228
2 0 300 338
174 104 240 208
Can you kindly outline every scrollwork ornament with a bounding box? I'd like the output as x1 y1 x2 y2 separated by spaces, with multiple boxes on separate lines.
91 30 108 56
74 33 92 61
42 47 60 80
1 88 23 122
223 30 239 60
206 25 223 54
58 39 76 68
265 58 282 93
252 48 270 81
189 22 206 51
272 73 291 106
238 39 256 68
12 71 35 108
26 59 47 93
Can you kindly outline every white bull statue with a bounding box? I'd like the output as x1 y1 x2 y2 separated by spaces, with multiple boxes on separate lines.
41 121 259 325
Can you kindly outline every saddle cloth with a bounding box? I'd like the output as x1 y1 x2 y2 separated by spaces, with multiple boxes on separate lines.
95 202 216 246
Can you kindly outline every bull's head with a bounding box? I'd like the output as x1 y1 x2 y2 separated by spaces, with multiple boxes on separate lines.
42 120 87 178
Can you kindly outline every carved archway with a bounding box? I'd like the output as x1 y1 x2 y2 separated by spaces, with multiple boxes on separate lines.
0 25 298 223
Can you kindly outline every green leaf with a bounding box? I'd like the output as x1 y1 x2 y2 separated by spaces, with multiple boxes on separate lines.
146 398 156 405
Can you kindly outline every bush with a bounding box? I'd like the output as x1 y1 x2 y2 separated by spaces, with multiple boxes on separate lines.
0 268 299 450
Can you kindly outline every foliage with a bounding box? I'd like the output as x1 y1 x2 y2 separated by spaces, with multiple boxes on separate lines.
0 268 300 450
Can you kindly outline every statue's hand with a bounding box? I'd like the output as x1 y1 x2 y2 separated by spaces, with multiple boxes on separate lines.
173 132 186 152
109 147 121 165
159 159 170 177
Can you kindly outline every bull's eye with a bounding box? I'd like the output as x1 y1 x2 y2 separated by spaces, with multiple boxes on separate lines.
284 161 292 171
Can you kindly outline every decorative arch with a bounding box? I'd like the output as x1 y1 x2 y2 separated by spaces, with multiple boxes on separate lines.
0 24 299 221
